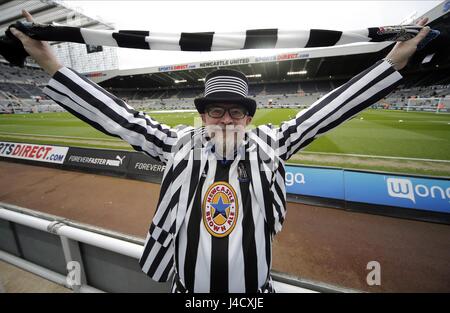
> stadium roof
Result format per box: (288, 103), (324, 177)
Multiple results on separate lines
(0, 0), (117, 69)
(98, 45), (395, 89)
(0, 0), (114, 37)
(96, 1), (449, 89)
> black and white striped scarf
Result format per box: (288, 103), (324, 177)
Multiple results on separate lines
(0, 21), (425, 67)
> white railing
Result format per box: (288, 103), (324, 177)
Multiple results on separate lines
(0, 202), (328, 293)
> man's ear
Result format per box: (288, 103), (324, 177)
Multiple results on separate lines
(245, 116), (253, 126)
(201, 113), (206, 123)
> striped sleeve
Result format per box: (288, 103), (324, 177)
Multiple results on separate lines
(272, 59), (403, 161)
(42, 67), (179, 163)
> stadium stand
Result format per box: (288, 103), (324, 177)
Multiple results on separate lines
(265, 82), (299, 95)
(1, 63), (448, 114)
(0, 62), (63, 113)
(0, 62), (50, 95)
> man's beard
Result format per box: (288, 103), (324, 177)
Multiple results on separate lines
(206, 124), (246, 159)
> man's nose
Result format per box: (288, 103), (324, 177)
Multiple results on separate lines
(220, 111), (234, 124)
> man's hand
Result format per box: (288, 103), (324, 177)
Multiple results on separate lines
(385, 17), (431, 71)
(9, 10), (63, 76)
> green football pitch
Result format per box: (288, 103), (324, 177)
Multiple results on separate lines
(1, 109), (449, 177)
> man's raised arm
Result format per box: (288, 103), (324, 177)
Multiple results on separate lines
(271, 18), (430, 161)
(10, 10), (179, 164)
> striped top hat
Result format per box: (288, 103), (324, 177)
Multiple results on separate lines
(194, 69), (257, 116)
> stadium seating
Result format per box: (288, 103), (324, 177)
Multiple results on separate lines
(1, 60), (449, 114)
(264, 82), (299, 95)
(0, 62), (51, 85)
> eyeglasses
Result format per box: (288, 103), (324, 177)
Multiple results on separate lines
(205, 106), (248, 119)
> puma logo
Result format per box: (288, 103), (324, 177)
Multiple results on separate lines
(116, 155), (126, 165)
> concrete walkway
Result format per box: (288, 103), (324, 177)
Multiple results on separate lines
(0, 261), (71, 293)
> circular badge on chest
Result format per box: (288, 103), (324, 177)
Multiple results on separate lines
(203, 182), (239, 238)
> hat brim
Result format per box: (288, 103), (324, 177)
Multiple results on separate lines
(194, 97), (256, 116)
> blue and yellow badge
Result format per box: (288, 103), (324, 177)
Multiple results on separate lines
(203, 182), (238, 238)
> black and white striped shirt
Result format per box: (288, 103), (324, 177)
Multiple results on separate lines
(174, 147), (274, 293)
(43, 60), (402, 292)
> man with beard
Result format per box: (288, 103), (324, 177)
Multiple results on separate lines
(10, 10), (430, 293)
